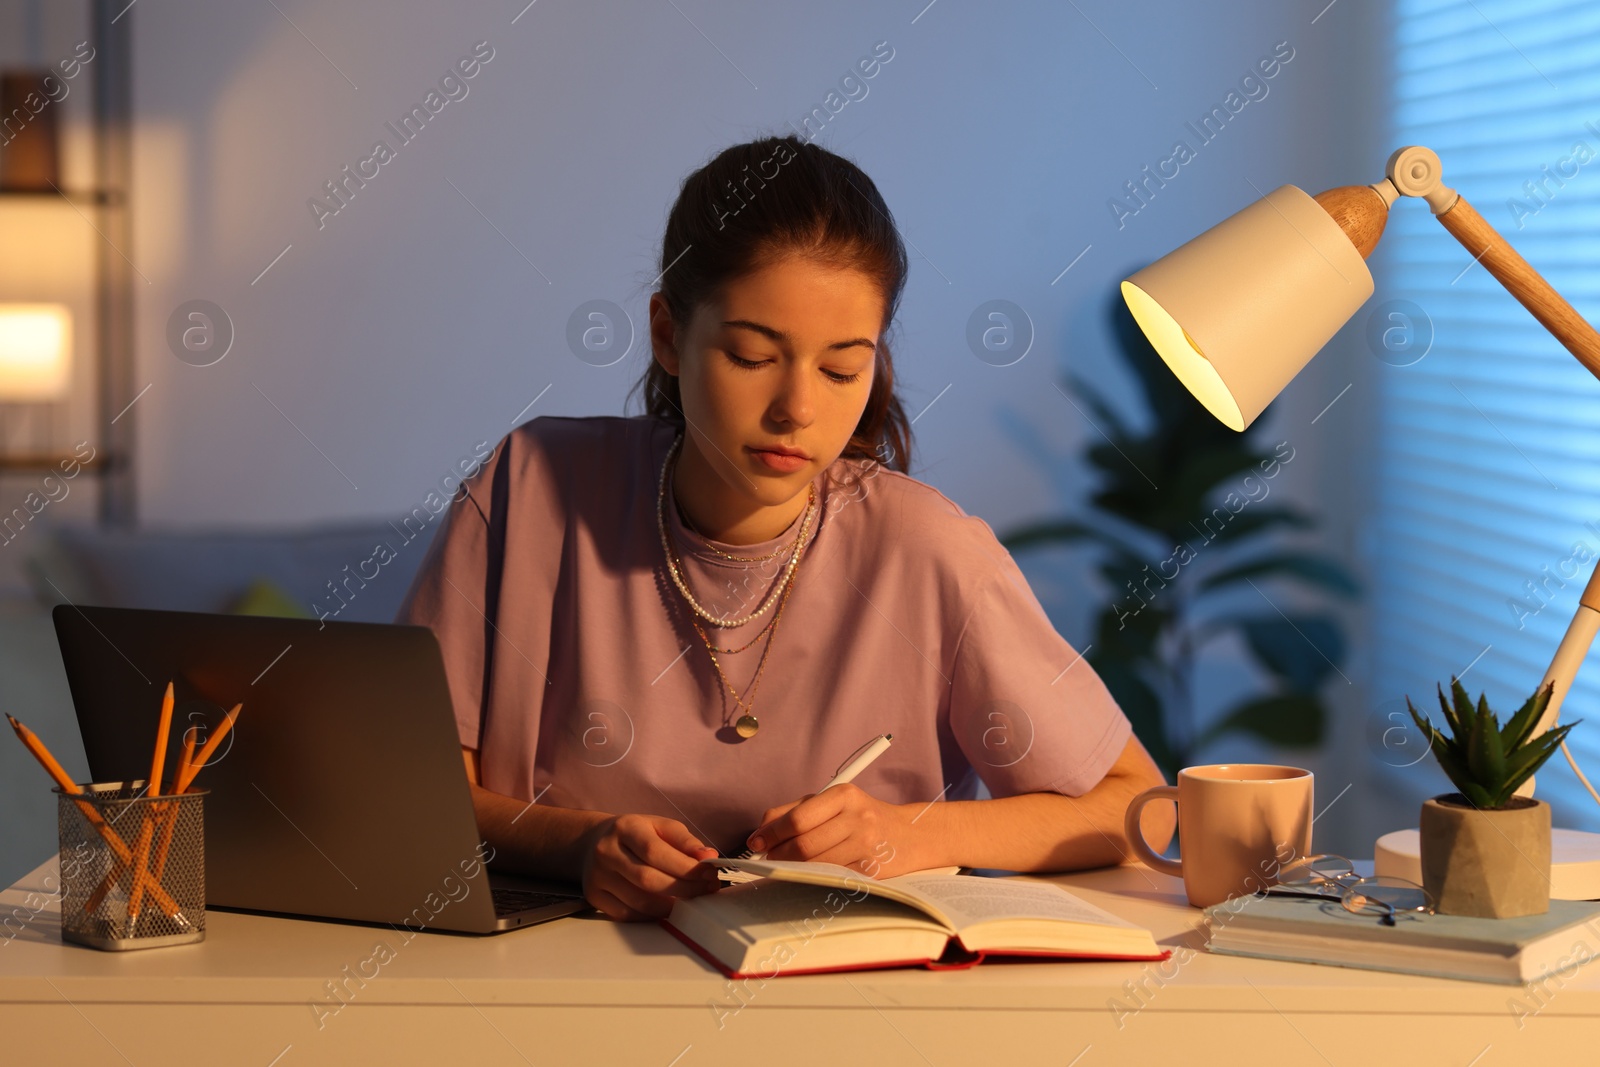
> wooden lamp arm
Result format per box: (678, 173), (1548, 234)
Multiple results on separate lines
(1432, 194), (1600, 382)
(1314, 144), (1600, 385)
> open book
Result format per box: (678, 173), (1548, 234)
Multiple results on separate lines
(663, 857), (1168, 978)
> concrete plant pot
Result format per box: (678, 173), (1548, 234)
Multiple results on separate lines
(1419, 794), (1551, 919)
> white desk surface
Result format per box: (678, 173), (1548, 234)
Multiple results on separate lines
(3, 854), (1597, 1065)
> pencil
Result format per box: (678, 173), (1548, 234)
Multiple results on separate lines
(174, 728), (197, 794)
(85, 700), (240, 918)
(150, 729), (198, 883)
(6, 713), (187, 921)
(149, 682), (175, 796)
(175, 702), (240, 794)
(90, 727), (198, 914)
(126, 682), (176, 926)
(7, 713), (76, 790)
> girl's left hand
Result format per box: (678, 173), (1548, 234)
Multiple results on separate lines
(745, 783), (928, 877)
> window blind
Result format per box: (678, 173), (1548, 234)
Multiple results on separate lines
(1373, 0), (1600, 828)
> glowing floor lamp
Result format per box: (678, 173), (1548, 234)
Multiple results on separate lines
(1119, 146), (1600, 898)
(0, 304), (73, 401)
(0, 303), (73, 462)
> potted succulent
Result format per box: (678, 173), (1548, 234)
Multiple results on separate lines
(1406, 678), (1577, 918)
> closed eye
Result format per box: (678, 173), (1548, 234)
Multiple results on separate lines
(726, 351), (865, 385)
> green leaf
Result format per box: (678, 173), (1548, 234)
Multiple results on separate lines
(1063, 373), (1132, 442)
(1467, 693), (1506, 793)
(1091, 597), (1170, 664)
(1096, 550), (1162, 596)
(1427, 736), (1475, 796)
(1464, 688), (1493, 787)
(1457, 782), (1496, 810)
(1500, 680), (1554, 755)
(1092, 660), (1173, 775)
(1434, 682), (1462, 741)
(1415, 689), (1465, 769)
(1197, 552), (1361, 598)
(1000, 519), (1142, 558)
(1238, 615), (1346, 691)
(1188, 506), (1315, 549)
(1407, 696), (1441, 752)
(1501, 720), (1582, 797)
(1196, 692), (1325, 750)
(1167, 447), (1271, 515)
(1450, 678), (1477, 739)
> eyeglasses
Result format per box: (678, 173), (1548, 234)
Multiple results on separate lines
(1258, 854), (1436, 926)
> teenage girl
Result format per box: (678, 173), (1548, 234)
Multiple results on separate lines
(398, 134), (1173, 922)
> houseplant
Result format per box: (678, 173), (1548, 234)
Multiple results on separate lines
(1001, 296), (1359, 779)
(1405, 677), (1577, 918)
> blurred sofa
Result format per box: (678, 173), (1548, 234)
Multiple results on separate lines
(0, 520), (437, 889)
(25, 521), (437, 622)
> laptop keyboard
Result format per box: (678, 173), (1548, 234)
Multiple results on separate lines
(491, 886), (585, 916)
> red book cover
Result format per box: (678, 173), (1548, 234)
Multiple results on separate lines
(660, 918), (1171, 980)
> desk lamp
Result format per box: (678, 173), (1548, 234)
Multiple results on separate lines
(1119, 146), (1600, 898)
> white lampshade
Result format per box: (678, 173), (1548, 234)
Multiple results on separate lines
(1121, 185), (1374, 430)
(0, 303), (72, 401)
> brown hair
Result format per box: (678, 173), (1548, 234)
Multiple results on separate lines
(630, 134), (912, 473)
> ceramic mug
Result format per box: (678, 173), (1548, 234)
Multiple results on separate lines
(1124, 764), (1314, 908)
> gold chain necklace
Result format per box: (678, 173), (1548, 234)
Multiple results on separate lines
(656, 435), (812, 735)
(677, 505), (794, 563)
(656, 434), (815, 629)
(689, 525), (805, 738)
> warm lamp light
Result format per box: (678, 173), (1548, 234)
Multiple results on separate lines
(1122, 146), (1600, 429)
(0, 303), (73, 401)
(1121, 184), (1375, 431)
(1121, 145), (1600, 897)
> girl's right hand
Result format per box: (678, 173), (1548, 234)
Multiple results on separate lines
(578, 813), (723, 921)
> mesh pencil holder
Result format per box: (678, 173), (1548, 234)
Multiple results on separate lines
(54, 780), (207, 950)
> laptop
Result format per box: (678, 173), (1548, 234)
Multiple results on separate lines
(52, 604), (589, 933)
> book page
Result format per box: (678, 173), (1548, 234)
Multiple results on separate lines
(667, 879), (955, 976)
(886, 874), (1143, 932)
(704, 857), (950, 926)
(696, 879), (945, 933)
(716, 860), (961, 886)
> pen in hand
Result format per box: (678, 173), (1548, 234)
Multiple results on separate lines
(734, 732), (893, 862)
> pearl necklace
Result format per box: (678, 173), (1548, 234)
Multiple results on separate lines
(656, 434), (815, 629)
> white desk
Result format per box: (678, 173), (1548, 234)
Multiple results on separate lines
(2, 854), (1597, 1065)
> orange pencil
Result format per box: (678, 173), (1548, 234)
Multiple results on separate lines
(174, 727), (197, 793)
(149, 682), (176, 796)
(84, 701), (241, 917)
(6, 713), (187, 922)
(126, 682), (176, 926)
(88, 727), (197, 914)
(150, 729), (198, 882)
(176, 702), (241, 794)
(7, 713), (79, 795)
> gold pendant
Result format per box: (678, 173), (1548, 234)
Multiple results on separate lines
(735, 714), (760, 739)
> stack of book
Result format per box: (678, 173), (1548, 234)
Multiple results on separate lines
(1205, 892), (1600, 985)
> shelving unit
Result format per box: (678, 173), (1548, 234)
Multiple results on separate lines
(0, 1), (134, 524)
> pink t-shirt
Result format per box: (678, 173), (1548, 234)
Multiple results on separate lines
(396, 415), (1131, 856)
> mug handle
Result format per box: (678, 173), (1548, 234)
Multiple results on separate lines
(1123, 785), (1183, 877)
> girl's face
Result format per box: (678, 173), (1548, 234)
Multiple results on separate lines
(650, 255), (883, 514)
